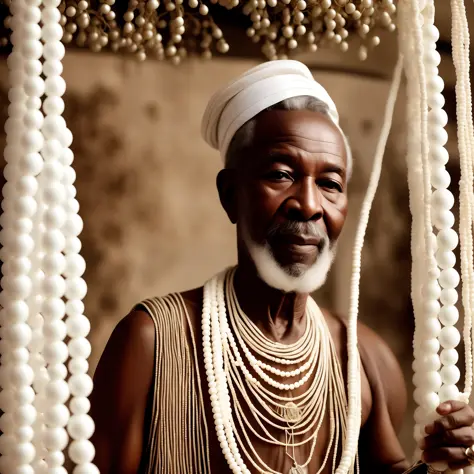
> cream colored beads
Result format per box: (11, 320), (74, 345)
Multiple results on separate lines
(244, 0), (396, 60)
(0, 0), (97, 472)
(203, 268), (351, 474)
(398, 0), (474, 472)
(1, 0), (396, 62)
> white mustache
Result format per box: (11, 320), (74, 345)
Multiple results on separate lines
(266, 221), (330, 249)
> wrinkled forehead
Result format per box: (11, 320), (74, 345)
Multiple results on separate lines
(249, 109), (348, 165)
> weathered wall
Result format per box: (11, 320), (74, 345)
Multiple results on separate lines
(0, 51), (457, 456)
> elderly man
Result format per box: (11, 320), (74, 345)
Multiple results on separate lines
(90, 60), (474, 474)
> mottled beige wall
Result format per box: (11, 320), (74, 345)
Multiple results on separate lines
(56, 56), (257, 367)
(0, 52), (439, 455)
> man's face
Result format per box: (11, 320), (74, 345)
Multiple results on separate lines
(232, 109), (348, 292)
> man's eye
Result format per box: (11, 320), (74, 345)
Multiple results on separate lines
(266, 171), (292, 181)
(320, 180), (343, 192)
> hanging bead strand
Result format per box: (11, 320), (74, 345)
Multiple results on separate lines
(450, 0), (474, 404)
(41, 0), (98, 471)
(398, 1), (447, 469)
(64, 146), (98, 473)
(0, 0), (98, 471)
(40, 1), (72, 471)
(0, 0), (41, 472)
(397, 1), (428, 461)
(24, 0), (50, 472)
(423, 5), (461, 473)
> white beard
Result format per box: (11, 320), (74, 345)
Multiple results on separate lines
(244, 234), (336, 294)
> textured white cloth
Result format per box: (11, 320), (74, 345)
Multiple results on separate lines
(201, 60), (341, 162)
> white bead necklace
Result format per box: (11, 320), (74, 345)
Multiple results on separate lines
(225, 269), (323, 394)
(202, 267), (354, 474)
(225, 271), (329, 436)
(228, 292), (316, 376)
(223, 270), (336, 473)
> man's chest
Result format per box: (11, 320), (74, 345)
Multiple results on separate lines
(192, 338), (373, 474)
(182, 296), (373, 474)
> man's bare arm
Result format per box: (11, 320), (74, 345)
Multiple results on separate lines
(90, 310), (155, 474)
(357, 322), (412, 473)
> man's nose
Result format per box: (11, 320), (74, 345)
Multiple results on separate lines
(284, 177), (323, 221)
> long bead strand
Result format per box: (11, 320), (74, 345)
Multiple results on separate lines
(0, 0), (41, 472)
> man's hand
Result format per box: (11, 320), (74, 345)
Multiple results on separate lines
(420, 400), (474, 470)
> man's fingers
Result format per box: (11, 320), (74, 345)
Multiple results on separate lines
(426, 406), (474, 434)
(421, 402), (474, 470)
(437, 400), (466, 415)
(421, 426), (474, 449)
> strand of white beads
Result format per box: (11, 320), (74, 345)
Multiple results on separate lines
(398, 0), (449, 469)
(448, 1), (474, 471)
(23, 0), (51, 470)
(62, 118), (98, 474)
(424, 5), (461, 473)
(412, 3), (460, 473)
(37, 0), (97, 471)
(450, 0), (474, 401)
(29, 150), (49, 474)
(39, 2), (71, 470)
(0, 0), (41, 472)
(412, 2), (472, 473)
(410, 2), (443, 462)
(29, 169), (49, 474)
(397, 1), (428, 462)
(203, 274), (249, 474)
(27, 3), (62, 473)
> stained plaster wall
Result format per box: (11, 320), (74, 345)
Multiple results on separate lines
(0, 51), (455, 455)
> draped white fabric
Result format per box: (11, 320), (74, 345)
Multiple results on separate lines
(201, 60), (340, 161)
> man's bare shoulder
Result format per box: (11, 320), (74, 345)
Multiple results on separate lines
(116, 307), (156, 336)
(99, 309), (156, 366)
(93, 309), (157, 391)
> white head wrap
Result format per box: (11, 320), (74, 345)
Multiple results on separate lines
(201, 60), (341, 163)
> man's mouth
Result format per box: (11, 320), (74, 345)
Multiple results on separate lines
(267, 235), (324, 262)
(276, 234), (322, 248)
